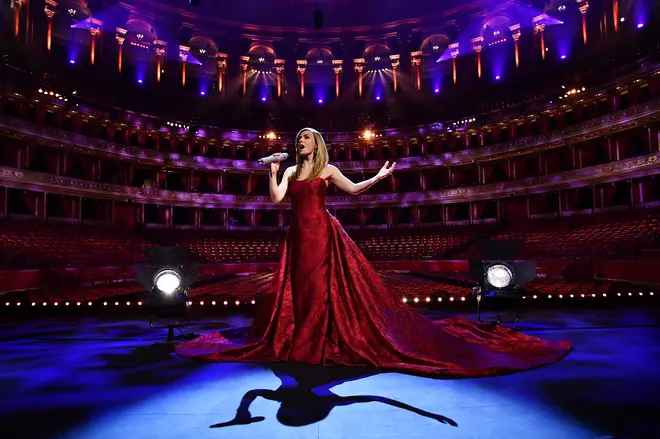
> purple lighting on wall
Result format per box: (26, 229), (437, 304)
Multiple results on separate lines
(318, 99), (323, 104)
(137, 79), (143, 84)
(434, 88), (440, 93)
(69, 59), (75, 64)
(495, 75), (501, 80)
(261, 97), (266, 101)
(637, 23), (644, 28)
(561, 55), (567, 60)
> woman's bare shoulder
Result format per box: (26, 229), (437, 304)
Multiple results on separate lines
(322, 164), (338, 179)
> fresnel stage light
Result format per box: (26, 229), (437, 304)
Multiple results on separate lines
(469, 240), (536, 324)
(136, 247), (198, 342)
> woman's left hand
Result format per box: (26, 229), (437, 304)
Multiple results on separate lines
(376, 161), (396, 180)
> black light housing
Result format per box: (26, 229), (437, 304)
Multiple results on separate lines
(135, 247), (199, 340)
(469, 240), (537, 323)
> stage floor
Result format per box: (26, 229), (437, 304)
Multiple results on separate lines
(1, 307), (659, 439)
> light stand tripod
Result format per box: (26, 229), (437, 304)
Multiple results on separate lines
(146, 289), (197, 343)
(474, 286), (521, 324)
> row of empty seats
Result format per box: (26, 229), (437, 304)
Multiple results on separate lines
(0, 219), (153, 268)
(1, 210), (658, 269)
(458, 211), (659, 260)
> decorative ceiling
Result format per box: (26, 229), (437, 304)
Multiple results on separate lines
(120, 0), (479, 29)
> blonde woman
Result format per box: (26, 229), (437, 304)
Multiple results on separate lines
(176, 128), (571, 377)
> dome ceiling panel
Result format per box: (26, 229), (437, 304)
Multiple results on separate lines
(121, 0), (482, 29)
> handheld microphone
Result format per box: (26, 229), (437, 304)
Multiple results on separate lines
(258, 152), (288, 165)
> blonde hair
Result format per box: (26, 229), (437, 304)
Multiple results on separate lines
(290, 127), (329, 181)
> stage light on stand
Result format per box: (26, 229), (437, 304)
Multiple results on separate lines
(469, 240), (536, 324)
(135, 247), (199, 342)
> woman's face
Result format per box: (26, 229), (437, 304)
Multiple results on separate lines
(297, 131), (316, 157)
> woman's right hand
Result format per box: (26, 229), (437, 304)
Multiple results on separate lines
(270, 161), (280, 175)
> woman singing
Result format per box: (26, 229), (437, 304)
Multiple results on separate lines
(175, 127), (571, 377)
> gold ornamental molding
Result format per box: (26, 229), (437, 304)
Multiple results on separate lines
(0, 99), (659, 173)
(1, 153), (658, 209)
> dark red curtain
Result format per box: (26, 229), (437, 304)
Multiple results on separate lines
(23, 192), (38, 215)
(35, 105), (48, 124)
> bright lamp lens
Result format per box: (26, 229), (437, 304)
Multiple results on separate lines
(486, 264), (513, 289)
(154, 270), (181, 294)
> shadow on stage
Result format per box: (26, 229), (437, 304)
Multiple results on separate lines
(210, 362), (457, 428)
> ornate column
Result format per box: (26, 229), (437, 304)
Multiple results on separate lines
(217, 53), (228, 94)
(87, 18), (103, 66)
(509, 24), (521, 68)
(389, 54), (400, 93)
(153, 40), (167, 82)
(240, 56), (249, 95)
(471, 37), (484, 78)
(44, 1), (58, 51)
(449, 43), (459, 84)
(12, 0), (24, 39)
(353, 58), (365, 97)
(115, 28), (127, 72)
(410, 51), (422, 90)
(179, 46), (190, 87)
(297, 60), (307, 98)
(332, 60), (343, 97)
(575, 0), (589, 45)
(533, 15), (547, 60)
(274, 59), (285, 98)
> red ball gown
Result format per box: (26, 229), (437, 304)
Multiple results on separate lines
(175, 177), (571, 377)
